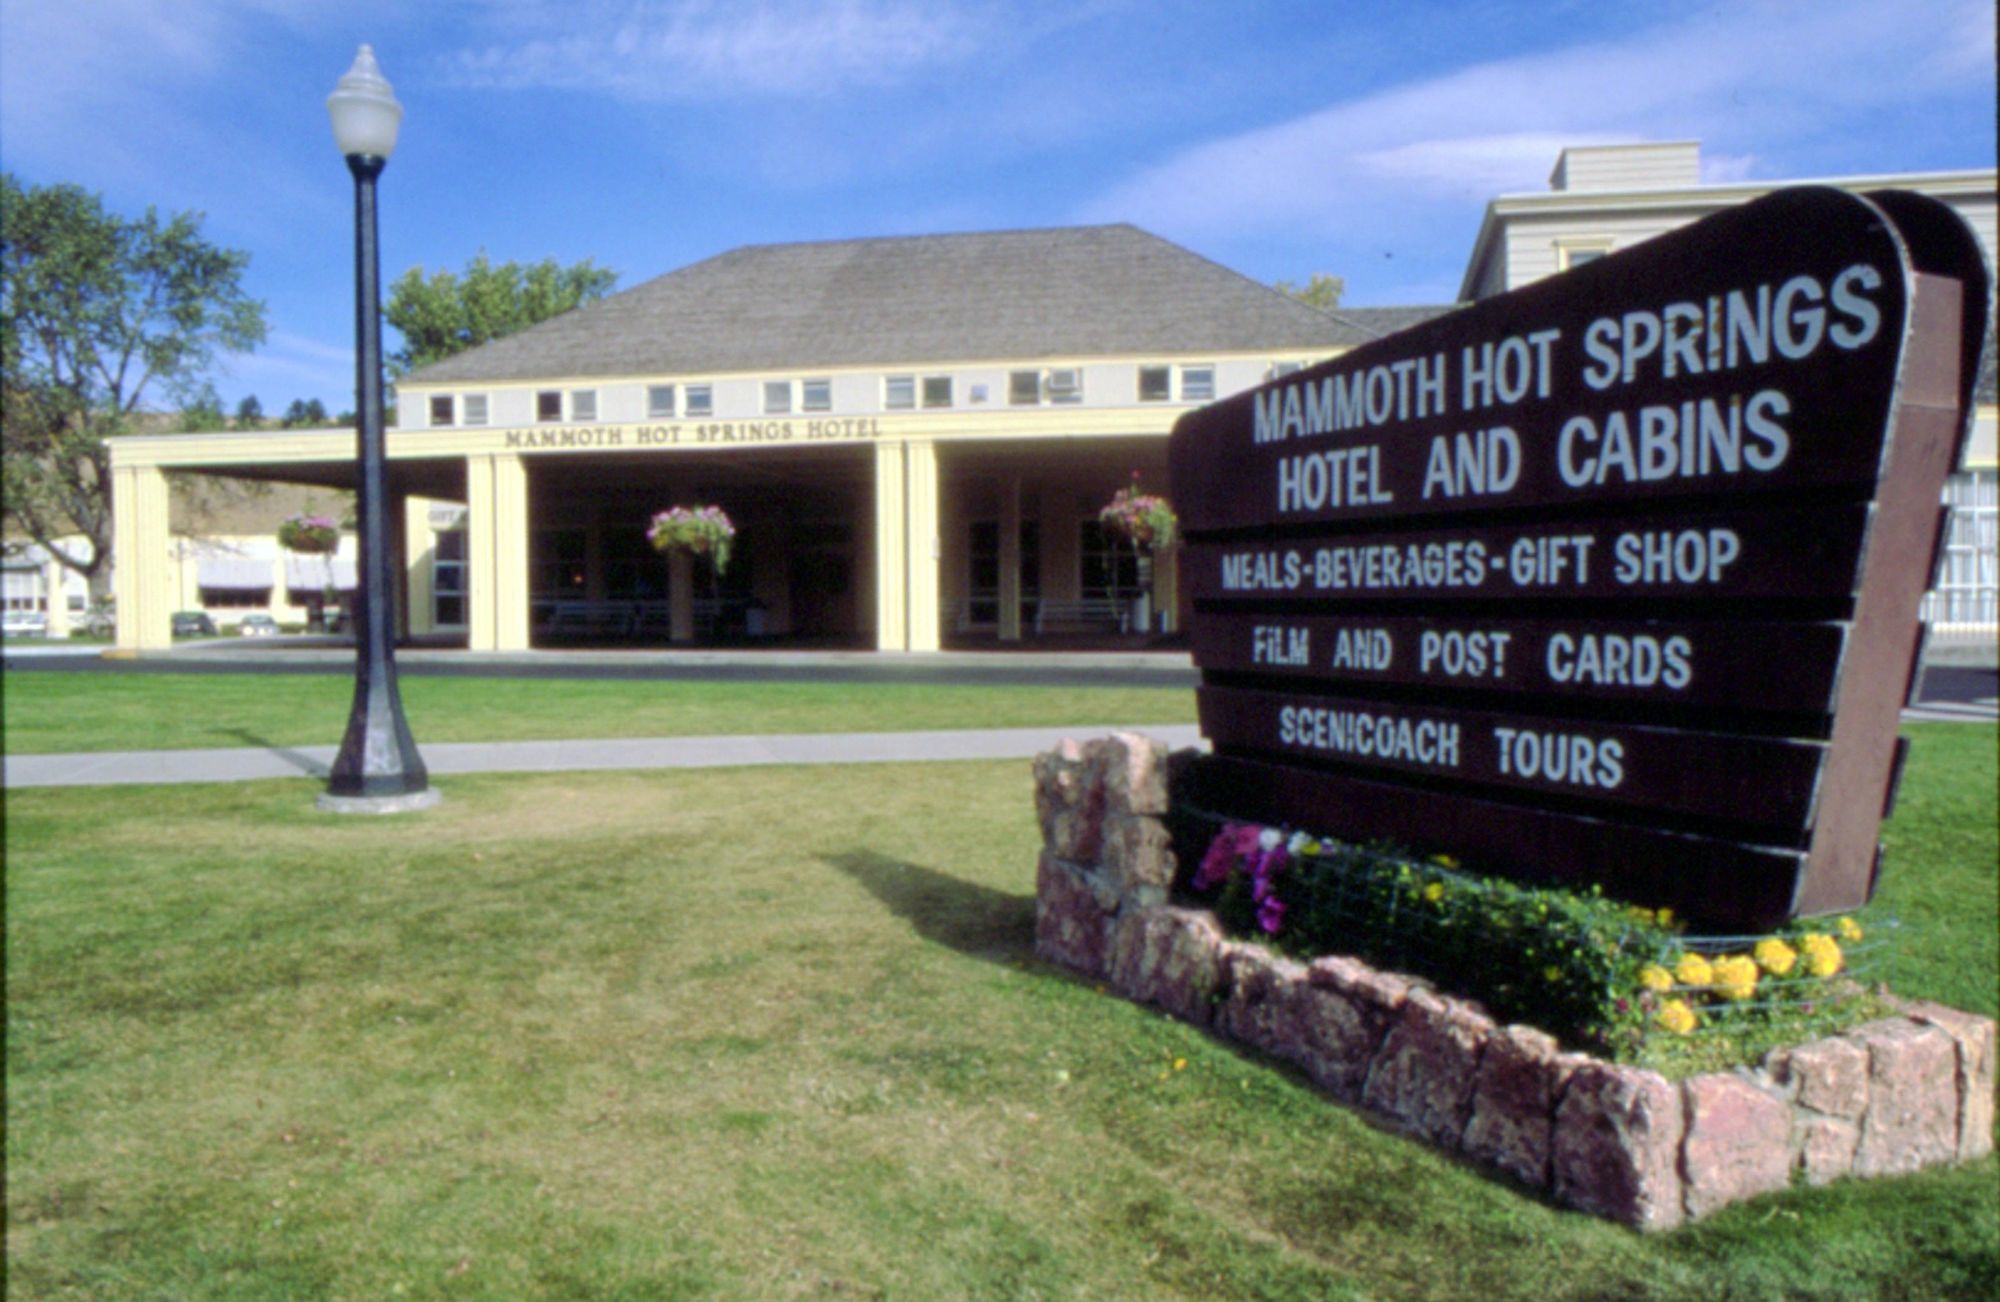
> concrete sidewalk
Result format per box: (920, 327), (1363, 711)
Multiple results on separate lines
(2, 723), (1207, 789)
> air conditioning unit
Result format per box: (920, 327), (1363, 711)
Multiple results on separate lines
(1045, 368), (1082, 403)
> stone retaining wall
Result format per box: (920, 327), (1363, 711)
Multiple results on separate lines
(1032, 733), (1997, 1230)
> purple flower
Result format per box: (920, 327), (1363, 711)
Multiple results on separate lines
(1257, 895), (1286, 935)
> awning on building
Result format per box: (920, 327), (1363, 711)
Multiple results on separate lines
(283, 557), (357, 589)
(197, 558), (276, 590)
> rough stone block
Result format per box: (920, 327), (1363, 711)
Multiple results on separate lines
(1308, 952), (1411, 1018)
(1099, 813), (1175, 906)
(1552, 1061), (1685, 1231)
(1681, 1073), (1794, 1218)
(1796, 1114), (1861, 1185)
(1290, 974), (1394, 1102)
(1108, 906), (1228, 1028)
(1031, 739), (1086, 843)
(1848, 1019), (1960, 1177)
(1217, 947), (1309, 1062)
(1088, 732), (1171, 817)
(1033, 852), (1111, 978)
(1462, 1024), (1566, 1189)
(1900, 1001), (1997, 1161)
(1360, 988), (1491, 1149)
(1768, 1036), (1869, 1119)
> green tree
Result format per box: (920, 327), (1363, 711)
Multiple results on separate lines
(386, 251), (616, 375)
(178, 382), (227, 432)
(234, 393), (263, 428)
(1275, 272), (1346, 310)
(1, 173), (266, 585)
(281, 397), (330, 427)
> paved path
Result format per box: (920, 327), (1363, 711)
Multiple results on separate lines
(2, 724), (1208, 789)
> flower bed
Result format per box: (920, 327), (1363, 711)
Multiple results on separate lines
(1031, 733), (1996, 1229)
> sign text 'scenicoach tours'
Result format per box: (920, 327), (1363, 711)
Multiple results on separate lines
(1170, 186), (1987, 930)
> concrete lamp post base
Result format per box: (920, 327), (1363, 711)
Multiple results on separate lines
(316, 788), (444, 816)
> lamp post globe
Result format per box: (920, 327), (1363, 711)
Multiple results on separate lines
(318, 44), (438, 814)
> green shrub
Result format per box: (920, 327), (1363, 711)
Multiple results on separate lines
(1182, 817), (1880, 1063)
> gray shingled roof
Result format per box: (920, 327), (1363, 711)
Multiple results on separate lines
(404, 224), (1427, 385)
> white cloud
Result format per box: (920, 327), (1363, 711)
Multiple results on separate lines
(437, 0), (987, 101)
(1076, 0), (1994, 242)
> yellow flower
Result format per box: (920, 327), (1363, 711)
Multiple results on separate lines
(1625, 906), (1656, 925)
(1656, 908), (1674, 929)
(1424, 882), (1445, 904)
(1674, 952), (1714, 988)
(1754, 937), (1798, 977)
(1657, 999), (1698, 1035)
(1712, 954), (1759, 1001)
(1801, 933), (1843, 978)
(1543, 965), (1562, 984)
(1836, 916), (1864, 943)
(1430, 854), (1459, 870)
(1173, 1058), (1187, 1072)
(1638, 964), (1675, 993)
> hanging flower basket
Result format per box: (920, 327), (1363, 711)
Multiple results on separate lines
(277, 513), (340, 554)
(1099, 473), (1178, 553)
(647, 505), (736, 574)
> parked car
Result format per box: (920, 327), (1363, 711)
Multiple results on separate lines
(171, 610), (217, 637)
(239, 613), (279, 637)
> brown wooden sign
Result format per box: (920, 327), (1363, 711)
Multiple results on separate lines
(1169, 186), (1986, 931)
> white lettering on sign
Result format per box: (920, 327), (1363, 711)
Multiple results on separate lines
(1280, 705), (1462, 767)
(1505, 535), (1595, 587)
(1422, 426), (1522, 500)
(1253, 625), (1311, 666)
(1580, 264), (1884, 390)
(1312, 540), (1491, 591)
(1253, 354), (1449, 442)
(1328, 627), (1393, 670)
(1546, 633), (1693, 689)
(1221, 550), (1304, 592)
(1556, 391), (1791, 488)
(1611, 529), (1741, 585)
(1492, 727), (1626, 789)
(1460, 330), (1561, 410)
(1276, 445), (1395, 512)
(1419, 629), (1512, 679)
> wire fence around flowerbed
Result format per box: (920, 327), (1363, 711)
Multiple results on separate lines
(1173, 804), (1889, 1061)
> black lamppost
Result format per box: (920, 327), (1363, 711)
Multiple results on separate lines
(318, 45), (438, 814)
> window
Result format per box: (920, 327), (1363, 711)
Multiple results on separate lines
(571, 390), (598, 421)
(686, 384), (713, 417)
(1137, 366), (1171, 402)
(966, 519), (1041, 626)
(463, 394), (489, 425)
(1180, 365), (1215, 402)
(763, 381), (792, 414)
(1046, 368), (1082, 404)
(429, 394), (455, 426)
(536, 390), (563, 422)
(1269, 361), (1303, 381)
(647, 385), (676, 418)
(603, 527), (666, 599)
(1558, 242), (1612, 271)
(885, 375), (915, 409)
(433, 529), (466, 627)
(1079, 519), (1147, 602)
(801, 378), (831, 412)
(921, 376), (953, 408)
(1008, 371), (1041, 405)
(532, 529), (587, 598)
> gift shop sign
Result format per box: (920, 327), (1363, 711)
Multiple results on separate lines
(1170, 187), (1987, 931)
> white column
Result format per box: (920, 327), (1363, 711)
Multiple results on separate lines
(112, 464), (172, 651)
(873, 441), (907, 650)
(466, 453), (531, 651)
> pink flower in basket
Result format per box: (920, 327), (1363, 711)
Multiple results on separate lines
(277, 513), (340, 554)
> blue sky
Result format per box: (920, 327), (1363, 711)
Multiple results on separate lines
(2, 0), (1992, 414)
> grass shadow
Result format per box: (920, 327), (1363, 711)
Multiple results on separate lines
(822, 851), (1035, 964)
(219, 727), (331, 778)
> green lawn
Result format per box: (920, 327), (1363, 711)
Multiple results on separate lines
(0, 670), (1196, 754)
(5, 724), (1994, 1297)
